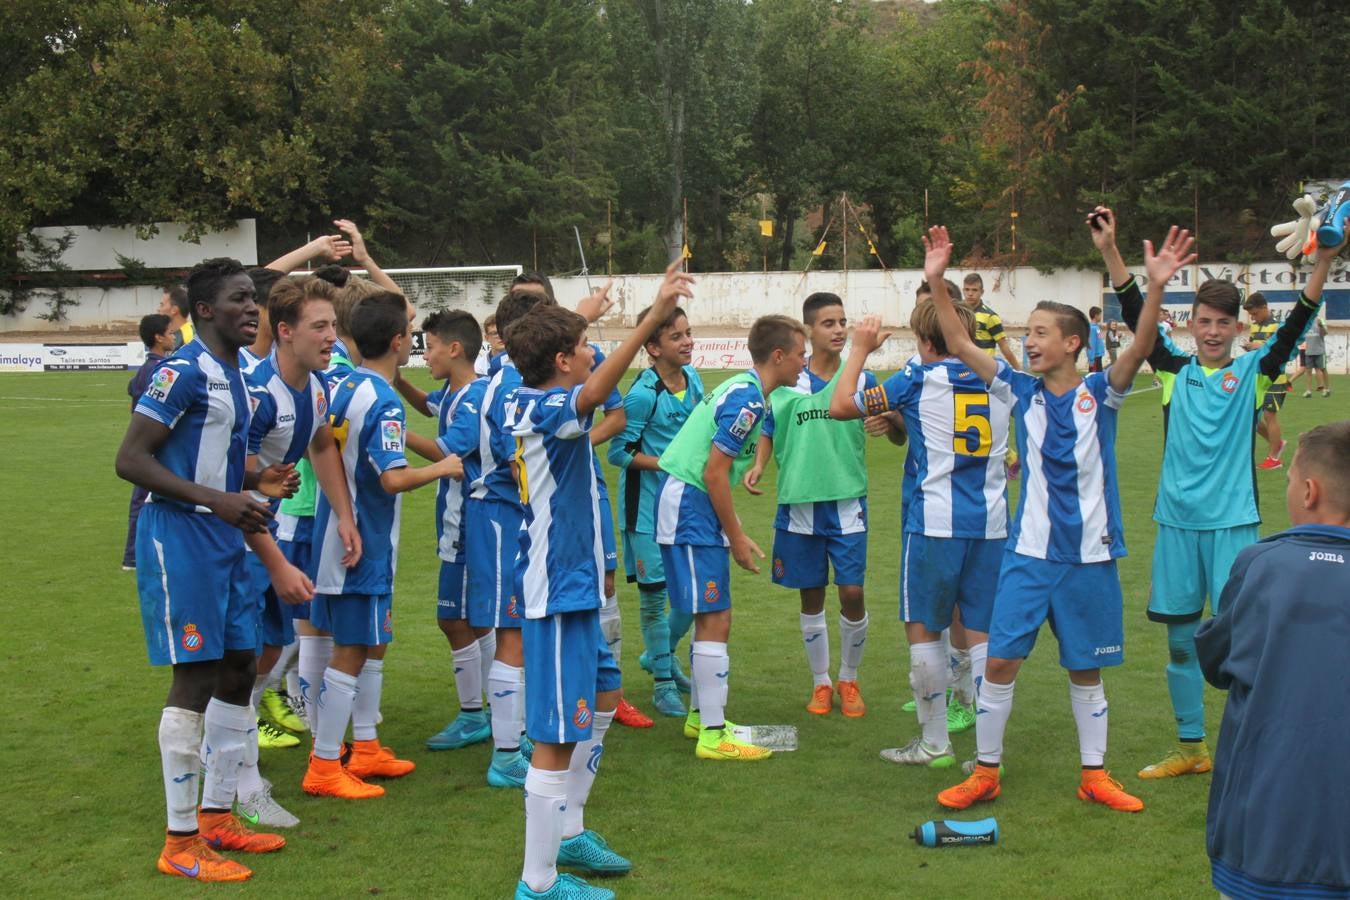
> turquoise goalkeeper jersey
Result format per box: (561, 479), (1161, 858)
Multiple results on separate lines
(1115, 277), (1320, 530)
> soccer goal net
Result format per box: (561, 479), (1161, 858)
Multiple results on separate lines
(351, 265), (523, 317)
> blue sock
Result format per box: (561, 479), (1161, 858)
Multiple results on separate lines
(1165, 620), (1205, 740)
(639, 588), (672, 679)
(668, 607), (694, 659)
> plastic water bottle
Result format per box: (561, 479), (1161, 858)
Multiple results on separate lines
(912, 817), (999, 847)
(1315, 181), (1350, 249)
(727, 723), (797, 752)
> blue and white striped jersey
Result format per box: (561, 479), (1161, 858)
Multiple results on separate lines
(312, 368), (409, 595)
(245, 355), (328, 510)
(509, 385), (605, 619)
(134, 338), (250, 514)
(470, 360), (523, 505)
(855, 358), (1012, 540)
(999, 368), (1128, 563)
(427, 377), (488, 564)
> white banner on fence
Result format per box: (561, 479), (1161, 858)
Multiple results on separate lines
(42, 343), (141, 371)
(0, 344), (46, 372)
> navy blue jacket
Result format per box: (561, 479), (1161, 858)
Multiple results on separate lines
(1196, 524), (1350, 898)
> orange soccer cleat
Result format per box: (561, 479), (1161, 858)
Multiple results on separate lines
(197, 810), (286, 853)
(837, 680), (866, 718)
(158, 832), (252, 882)
(938, 764), (1002, 810)
(344, 740), (416, 779)
(302, 753), (386, 799)
(1078, 770), (1144, 812)
(806, 684), (833, 716)
(614, 697), (654, 728)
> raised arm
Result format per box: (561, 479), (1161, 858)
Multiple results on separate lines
(828, 317), (888, 420)
(925, 227), (998, 385)
(1088, 206), (1132, 290)
(1110, 226), (1196, 393)
(335, 219), (401, 294)
(1256, 238), (1346, 379)
(266, 235), (352, 274)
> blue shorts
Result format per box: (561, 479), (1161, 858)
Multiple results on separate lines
(244, 552), (294, 650)
(522, 609), (622, 744)
(771, 529), (866, 589)
(899, 533), (1003, 633)
(438, 559), (469, 621)
(465, 498), (523, 629)
(311, 593), (393, 646)
(662, 543), (731, 614)
(278, 516), (313, 621)
(623, 530), (665, 589)
(597, 484), (617, 574)
(1148, 523), (1258, 623)
(987, 551), (1124, 671)
(136, 504), (256, 666)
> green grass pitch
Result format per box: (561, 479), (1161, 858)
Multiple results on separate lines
(2, 369), (1343, 897)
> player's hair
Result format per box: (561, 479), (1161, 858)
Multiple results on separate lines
(496, 287), (555, 343)
(1089, 306), (1102, 320)
(910, 300), (975, 356)
(422, 309), (483, 360)
(349, 291), (409, 360)
(268, 275), (337, 338)
(916, 278), (961, 302)
(506, 305), (588, 387)
(185, 257), (247, 323)
(312, 264), (350, 289)
(247, 267), (285, 306)
(1295, 420), (1350, 513)
(963, 273), (983, 288)
(635, 304), (689, 347)
(801, 292), (844, 326)
(512, 271), (555, 301)
(334, 275), (396, 338)
(163, 285), (190, 318)
(1195, 280), (1241, 318)
(1033, 300), (1089, 358)
(747, 314), (807, 364)
(483, 313), (497, 331)
(139, 313), (171, 349)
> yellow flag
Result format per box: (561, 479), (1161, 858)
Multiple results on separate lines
(681, 243), (692, 259)
(867, 240), (878, 255)
(812, 241), (827, 256)
(759, 219), (774, 237)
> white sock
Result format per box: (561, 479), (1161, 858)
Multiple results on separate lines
(561, 709), (614, 839)
(159, 707), (203, 833)
(975, 679), (1015, 764)
(1070, 680), (1108, 767)
(837, 612), (868, 682)
(521, 767), (568, 892)
(477, 632), (497, 697)
(951, 647), (974, 705)
(799, 612), (831, 687)
(691, 641), (729, 728)
(599, 594), (622, 665)
(909, 641), (950, 749)
(489, 660), (526, 750)
(352, 658), (384, 742)
(285, 667), (301, 702)
(452, 641), (484, 711)
(314, 667), (357, 760)
(267, 641), (299, 691)
(970, 642), (988, 700)
(687, 645), (700, 711)
(237, 700), (266, 799)
(248, 672), (268, 712)
(298, 634), (334, 729)
(200, 698), (251, 810)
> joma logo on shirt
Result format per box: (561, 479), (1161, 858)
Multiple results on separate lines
(1308, 551), (1345, 564)
(208, 380), (232, 392)
(794, 408), (833, 426)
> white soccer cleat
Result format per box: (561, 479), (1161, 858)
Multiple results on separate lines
(880, 737), (955, 768)
(237, 786), (300, 828)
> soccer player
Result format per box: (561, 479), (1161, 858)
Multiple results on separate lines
(509, 259), (692, 900)
(608, 304), (704, 717)
(1195, 420), (1350, 900)
(657, 314), (807, 761)
(829, 298), (1010, 767)
(929, 221), (1195, 813)
(236, 275), (363, 825)
(475, 313), (503, 377)
(744, 292), (904, 717)
(1090, 206), (1344, 779)
(396, 309), (497, 750)
(122, 313), (175, 570)
(1243, 293), (1292, 470)
(962, 273), (1022, 371)
(301, 291), (464, 800)
(158, 283), (194, 350)
(1294, 317), (1331, 398)
(117, 258), (300, 882)
(1087, 307), (1106, 373)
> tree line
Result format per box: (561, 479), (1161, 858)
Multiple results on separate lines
(2, 0), (1345, 289)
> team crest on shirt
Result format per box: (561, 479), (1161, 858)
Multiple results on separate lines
(382, 609), (393, 634)
(636, 559), (646, 578)
(1220, 371), (1239, 394)
(181, 623), (203, 653)
(381, 419), (404, 451)
(573, 699), (592, 728)
(773, 558), (784, 578)
(1075, 392), (1096, 414)
(248, 393), (261, 415)
(315, 393), (327, 417)
(507, 596), (521, 619)
(146, 366), (179, 401)
(729, 407), (757, 439)
(703, 580), (720, 604)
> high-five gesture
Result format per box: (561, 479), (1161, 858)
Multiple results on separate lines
(922, 225), (954, 285)
(850, 314), (892, 356)
(576, 277), (618, 323)
(1143, 226), (1197, 286)
(1110, 225), (1195, 393)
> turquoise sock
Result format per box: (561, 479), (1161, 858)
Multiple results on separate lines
(639, 588), (672, 679)
(668, 606), (694, 658)
(1165, 620), (1205, 740)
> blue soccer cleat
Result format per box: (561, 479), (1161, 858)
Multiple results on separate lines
(425, 710), (491, 751)
(652, 681), (686, 717)
(515, 873), (615, 900)
(519, 732), (535, 762)
(487, 749), (529, 788)
(639, 650), (691, 695)
(557, 830), (632, 875)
